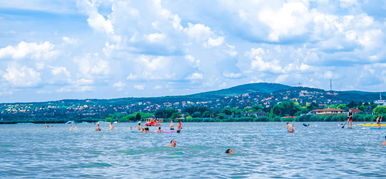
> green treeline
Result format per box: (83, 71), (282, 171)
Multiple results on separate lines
(103, 101), (386, 123)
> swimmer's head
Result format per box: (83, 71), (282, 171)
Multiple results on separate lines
(225, 149), (234, 154)
(159, 127), (161, 130)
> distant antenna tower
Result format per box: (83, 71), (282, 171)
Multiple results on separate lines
(329, 79), (332, 91)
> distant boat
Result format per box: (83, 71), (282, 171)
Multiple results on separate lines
(65, 121), (74, 124)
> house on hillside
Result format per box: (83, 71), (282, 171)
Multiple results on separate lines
(312, 108), (345, 115)
(374, 93), (386, 106)
(349, 109), (362, 114)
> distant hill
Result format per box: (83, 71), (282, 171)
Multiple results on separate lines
(186, 83), (291, 99)
(1, 82), (385, 123)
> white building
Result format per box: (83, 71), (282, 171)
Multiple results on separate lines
(374, 93), (386, 106)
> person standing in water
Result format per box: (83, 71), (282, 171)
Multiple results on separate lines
(169, 120), (175, 130)
(137, 122), (142, 132)
(347, 110), (353, 129)
(177, 120), (183, 133)
(168, 139), (177, 148)
(108, 122), (115, 130)
(376, 116), (382, 128)
(286, 122), (295, 133)
(95, 122), (102, 131)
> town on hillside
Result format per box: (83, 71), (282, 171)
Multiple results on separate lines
(1, 86), (385, 123)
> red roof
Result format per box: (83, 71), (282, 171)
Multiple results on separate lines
(350, 109), (361, 113)
(313, 108), (345, 112)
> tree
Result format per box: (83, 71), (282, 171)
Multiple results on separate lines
(373, 106), (386, 115)
(270, 101), (302, 117)
(135, 113), (141, 121)
(155, 108), (176, 118)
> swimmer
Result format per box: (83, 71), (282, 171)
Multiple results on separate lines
(168, 139), (177, 148)
(95, 122), (102, 131)
(144, 126), (150, 133)
(177, 120), (183, 133)
(286, 122), (295, 133)
(129, 127), (132, 131)
(69, 124), (77, 130)
(169, 120), (175, 130)
(303, 123), (310, 127)
(225, 149), (235, 154)
(155, 127), (162, 133)
(108, 122), (115, 130)
(381, 136), (386, 146)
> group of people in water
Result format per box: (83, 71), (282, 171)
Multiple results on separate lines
(87, 113), (386, 150)
(93, 120), (183, 134)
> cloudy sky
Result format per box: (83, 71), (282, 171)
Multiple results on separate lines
(0, 0), (385, 102)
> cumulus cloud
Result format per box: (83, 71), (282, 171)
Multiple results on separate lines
(0, 41), (57, 60)
(0, 0), (385, 102)
(113, 81), (126, 91)
(3, 64), (41, 87)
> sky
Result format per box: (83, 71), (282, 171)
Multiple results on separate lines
(0, 0), (385, 103)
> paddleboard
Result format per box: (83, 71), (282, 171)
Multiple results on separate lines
(357, 124), (386, 127)
(162, 131), (175, 133)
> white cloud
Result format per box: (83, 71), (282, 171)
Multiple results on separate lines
(3, 64), (41, 87)
(207, 37), (224, 47)
(223, 72), (242, 79)
(62, 37), (78, 44)
(74, 53), (110, 76)
(133, 84), (145, 90)
(113, 81), (126, 91)
(187, 72), (203, 80)
(259, 1), (311, 41)
(78, 0), (114, 34)
(0, 41), (57, 60)
(184, 23), (212, 41)
(145, 33), (166, 43)
(185, 55), (200, 67)
(51, 66), (70, 77)
(247, 48), (282, 73)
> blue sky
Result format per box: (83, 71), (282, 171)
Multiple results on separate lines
(0, 0), (385, 103)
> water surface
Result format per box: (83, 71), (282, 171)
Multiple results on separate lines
(0, 122), (385, 178)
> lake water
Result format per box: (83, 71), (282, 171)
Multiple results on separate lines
(0, 122), (385, 178)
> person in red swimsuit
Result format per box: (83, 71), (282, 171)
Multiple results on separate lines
(286, 122), (295, 133)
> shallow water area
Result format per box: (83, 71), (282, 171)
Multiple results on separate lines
(0, 122), (385, 178)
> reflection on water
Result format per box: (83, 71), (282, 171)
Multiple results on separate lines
(0, 122), (385, 178)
